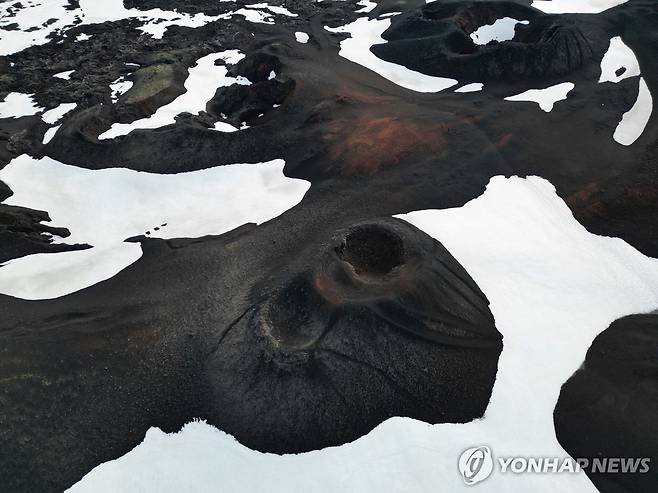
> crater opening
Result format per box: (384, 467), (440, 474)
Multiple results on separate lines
(337, 225), (404, 277)
(264, 276), (325, 350)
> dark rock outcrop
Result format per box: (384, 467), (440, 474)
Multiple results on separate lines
(554, 311), (658, 493)
(208, 77), (295, 125)
(0, 204), (90, 263)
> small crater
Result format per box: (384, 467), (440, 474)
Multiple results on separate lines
(263, 276), (326, 351)
(336, 225), (404, 277)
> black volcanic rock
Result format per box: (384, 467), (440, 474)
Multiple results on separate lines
(554, 312), (658, 493)
(0, 0), (658, 490)
(204, 218), (502, 453)
(208, 78), (295, 125)
(228, 51), (283, 83)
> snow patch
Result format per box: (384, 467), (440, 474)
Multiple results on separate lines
(0, 92), (42, 118)
(0, 0), (80, 56)
(531, 0), (628, 14)
(0, 0), (300, 55)
(0, 155), (310, 300)
(295, 31), (310, 44)
(504, 82), (574, 112)
(599, 36), (641, 83)
(42, 125), (61, 145)
(212, 121), (240, 132)
(42, 103), (77, 124)
(613, 77), (653, 146)
(596, 37), (652, 145)
(99, 51), (249, 140)
(470, 17), (529, 45)
(232, 8), (275, 24)
(356, 0), (378, 13)
(455, 83), (483, 93)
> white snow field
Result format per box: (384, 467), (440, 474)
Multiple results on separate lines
(326, 18), (458, 93)
(68, 176), (658, 493)
(504, 82), (575, 112)
(99, 51), (249, 140)
(0, 156), (310, 300)
(470, 17), (529, 45)
(531, 0), (629, 14)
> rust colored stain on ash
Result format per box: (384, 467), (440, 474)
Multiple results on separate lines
(325, 115), (452, 176)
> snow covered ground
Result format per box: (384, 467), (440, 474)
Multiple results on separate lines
(68, 176), (658, 493)
(0, 156), (310, 299)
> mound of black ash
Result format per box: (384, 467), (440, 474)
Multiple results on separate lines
(554, 311), (658, 493)
(0, 204), (90, 262)
(372, 0), (604, 83)
(204, 218), (503, 453)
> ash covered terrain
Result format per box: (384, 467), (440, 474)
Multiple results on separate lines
(0, 1), (657, 492)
